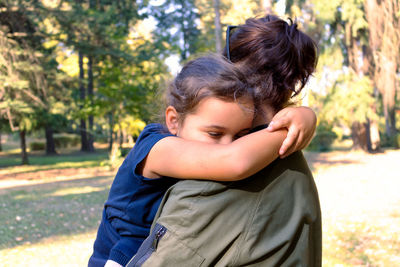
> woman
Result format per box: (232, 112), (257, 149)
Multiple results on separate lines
(127, 14), (321, 267)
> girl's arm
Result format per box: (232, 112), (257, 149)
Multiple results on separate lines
(142, 128), (286, 181)
(267, 106), (316, 158)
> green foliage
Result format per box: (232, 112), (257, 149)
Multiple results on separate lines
(34, 110), (69, 132)
(53, 134), (80, 148)
(30, 141), (45, 151)
(195, 0), (260, 54)
(150, 0), (202, 61)
(380, 133), (400, 148)
(0, 29), (39, 132)
(308, 121), (338, 151)
(320, 71), (377, 127)
(115, 117), (146, 140)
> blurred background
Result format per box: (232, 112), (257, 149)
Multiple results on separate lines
(0, 0), (399, 266)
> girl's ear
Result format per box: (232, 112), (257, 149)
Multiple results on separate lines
(165, 106), (180, 135)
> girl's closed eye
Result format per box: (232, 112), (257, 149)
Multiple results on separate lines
(208, 131), (223, 138)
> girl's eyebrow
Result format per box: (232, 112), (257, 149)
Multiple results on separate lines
(203, 125), (227, 130)
(203, 125), (252, 133)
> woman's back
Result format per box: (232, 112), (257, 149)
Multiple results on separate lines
(127, 151), (321, 266)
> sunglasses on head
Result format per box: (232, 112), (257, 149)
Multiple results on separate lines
(226, 16), (274, 61)
(225, 25), (237, 62)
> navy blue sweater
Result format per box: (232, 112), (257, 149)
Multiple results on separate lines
(89, 124), (178, 266)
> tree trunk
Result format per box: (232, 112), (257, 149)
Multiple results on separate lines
(108, 112), (114, 151)
(344, 23), (375, 152)
(179, 0), (188, 61)
(0, 132), (2, 152)
(351, 122), (368, 151)
(87, 55), (95, 152)
(365, 119), (372, 152)
(369, 118), (381, 152)
(109, 141), (120, 169)
(381, 59), (398, 146)
(45, 125), (57, 155)
(79, 51), (90, 151)
(20, 130), (29, 165)
(213, 0), (222, 54)
(118, 127), (123, 150)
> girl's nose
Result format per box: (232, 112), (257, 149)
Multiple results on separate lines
(219, 136), (234, 145)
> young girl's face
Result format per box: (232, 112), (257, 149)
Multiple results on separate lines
(176, 97), (254, 144)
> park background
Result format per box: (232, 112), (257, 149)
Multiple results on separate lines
(0, 0), (399, 266)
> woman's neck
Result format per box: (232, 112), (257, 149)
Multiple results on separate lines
(253, 104), (276, 127)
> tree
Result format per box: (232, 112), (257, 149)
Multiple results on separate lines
(212, 0), (222, 53)
(195, 0), (260, 56)
(52, 0), (141, 151)
(364, 0), (400, 147)
(96, 35), (169, 150)
(318, 71), (377, 150)
(0, 118), (10, 152)
(0, 5), (44, 163)
(1, 1), (72, 158)
(78, 51), (90, 151)
(150, 0), (202, 61)
(293, 0), (382, 151)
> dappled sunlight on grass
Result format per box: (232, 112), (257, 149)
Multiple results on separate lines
(1, 148), (21, 154)
(12, 185), (109, 200)
(49, 186), (106, 197)
(323, 219), (400, 266)
(2, 160), (102, 173)
(312, 149), (400, 266)
(0, 155), (109, 175)
(0, 231), (96, 267)
(0, 176), (112, 250)
(1, 149), (399, 265)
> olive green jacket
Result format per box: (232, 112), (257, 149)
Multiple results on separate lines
(127, 151), (322, 267)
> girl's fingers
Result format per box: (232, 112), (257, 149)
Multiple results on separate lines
(279, 129), (299, 157)
(267, 117), (289, 131)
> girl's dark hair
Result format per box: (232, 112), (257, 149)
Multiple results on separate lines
(166, 54), (254, 121)
(224, 14), (318, 111)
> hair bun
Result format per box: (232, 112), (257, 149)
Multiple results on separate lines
(287, 18), (298, 37)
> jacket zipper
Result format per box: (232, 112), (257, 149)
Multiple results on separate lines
(126, 224), (167, 267)
(151, 226), (167, 250)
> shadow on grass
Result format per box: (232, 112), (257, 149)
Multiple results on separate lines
(0, 150), (110, 175)
(0, 175), (113, 250)
(304, 151), (362, 172)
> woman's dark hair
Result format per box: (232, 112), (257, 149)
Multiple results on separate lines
(224, 14), (318, 111)
(166, 54), (254, 122)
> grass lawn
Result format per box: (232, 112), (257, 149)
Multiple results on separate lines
(0, 149), (109, 172)
(305, 149), (400, 266)
(0, 175), (112, 249)
(1, 145), (400, 266)
(0, 144), (114, 266)
(0, 176), (111, 265)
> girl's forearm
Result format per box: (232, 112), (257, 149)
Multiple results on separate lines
(227, 129), (287, 180)
(146, 129), (286, 181)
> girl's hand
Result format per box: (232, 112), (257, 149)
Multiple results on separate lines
(266, 106), (316, 158)
(105, 260), (123, 267)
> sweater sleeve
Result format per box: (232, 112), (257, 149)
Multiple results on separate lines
(105, 123), (176, 266)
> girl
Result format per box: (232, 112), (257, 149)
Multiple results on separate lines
(89, 55), (295, 267)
